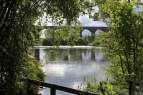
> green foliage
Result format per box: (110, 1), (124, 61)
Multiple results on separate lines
(90, 41), (100, 46)
(40, 0), (89, 24)
(42, 36), (91, 46)
(81, 0), (143, 95)
(90, 30), (111, 46)
(97, 0), (143, 95)
(43, 23), (91, 46)
(0, 0), (89, 95)
(79, 76), (116, 95)
(19, 56), (46, 95)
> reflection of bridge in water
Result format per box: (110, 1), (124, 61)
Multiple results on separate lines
(62, 48), (96, 60)
(34, 46), (105, 61)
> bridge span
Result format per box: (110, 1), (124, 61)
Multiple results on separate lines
(37, 26), (108, 37)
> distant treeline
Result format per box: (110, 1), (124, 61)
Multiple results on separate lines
(42, 37), (90, 46)
(41, 31), (110, 46)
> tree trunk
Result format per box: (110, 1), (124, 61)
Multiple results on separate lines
(129, 81), (133, 95)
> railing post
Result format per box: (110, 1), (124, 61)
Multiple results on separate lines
(51, 87), (56, 95)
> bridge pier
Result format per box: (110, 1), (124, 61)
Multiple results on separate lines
(90, 30), (96, 42)
(80, 29), (99, 43)
(80, 30), (83, 37)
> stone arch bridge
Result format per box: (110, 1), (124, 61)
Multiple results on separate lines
(37, 26), (108, 37)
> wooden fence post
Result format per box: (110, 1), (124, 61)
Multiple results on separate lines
(51, 87), (56, 95)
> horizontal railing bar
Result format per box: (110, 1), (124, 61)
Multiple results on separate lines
(26, 79), (97, 95)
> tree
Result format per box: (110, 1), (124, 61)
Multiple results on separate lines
(97, 0), (143, 95)
(0, 0), (89, 94)
(44, 24), (81, 46)
(79, 76), (116, 95)
(81, 0), (143, 95)
(90, 30), (111, 46)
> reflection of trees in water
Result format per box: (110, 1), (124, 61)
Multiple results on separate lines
(44, 48), (107, 61)
(56, 49), (69, 61)
(45, 49), (69, 61)
(69, 49), (82, 61)
(91, 49), (95, 61)
(63, 55), (68, 61)
(92, 48), (107, 61)
(44, 49), (57, 61)
(83, 49), (90, 57)
(97, 48), (108, 61)
(92, 48), (101, 54)
(58, 49), (69, 61)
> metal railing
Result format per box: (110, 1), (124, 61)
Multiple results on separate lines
(26, 79), (98, 95)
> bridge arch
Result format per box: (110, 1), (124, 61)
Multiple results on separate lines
(81, 29), (91, 36)
(80, 26), (108, 37)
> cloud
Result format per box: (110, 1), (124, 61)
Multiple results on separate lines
(78, 15), (107, 26)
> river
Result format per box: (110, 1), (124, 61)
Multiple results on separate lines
(38, 46), (110, 95)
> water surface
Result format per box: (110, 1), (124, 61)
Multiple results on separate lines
(39, 46), (110, 95)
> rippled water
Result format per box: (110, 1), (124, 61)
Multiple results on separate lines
(38, 46), (110, 95)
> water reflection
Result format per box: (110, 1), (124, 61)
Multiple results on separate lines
(39, 47), (109, 95)
(41, 48), (107, 62)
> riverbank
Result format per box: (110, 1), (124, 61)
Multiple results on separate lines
(33, 46), (106, 49)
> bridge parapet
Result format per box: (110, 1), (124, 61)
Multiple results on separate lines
(36, 26), (108, 35)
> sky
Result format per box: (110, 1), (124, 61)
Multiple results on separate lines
(78, 15), (107, 26)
